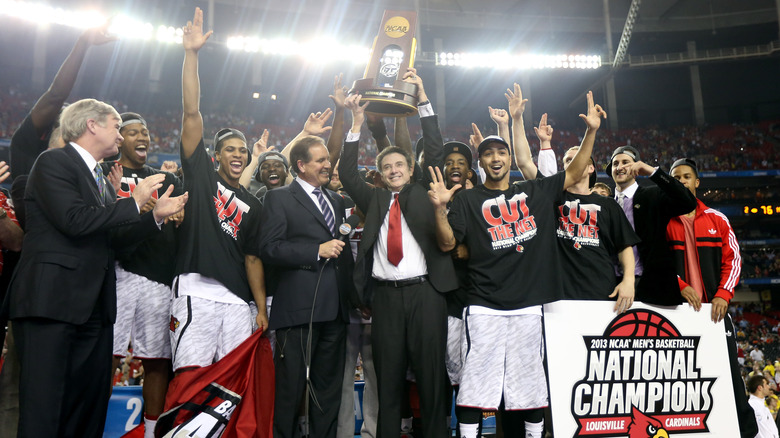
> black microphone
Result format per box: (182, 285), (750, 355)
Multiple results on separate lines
(337, 214), (361, 243)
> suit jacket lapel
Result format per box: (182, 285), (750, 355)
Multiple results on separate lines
(290, 180), (330, 234)
(64, 144), (103, 205)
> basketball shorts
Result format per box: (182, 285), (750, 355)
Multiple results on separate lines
(456, 312), (548, 410)
(446, 315), (465, 385)
(113, 265), (172, 359)
(170, 295), (258, 371)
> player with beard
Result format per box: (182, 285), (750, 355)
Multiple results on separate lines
(106, 112), (183, 437)
(428, 90), (606, 438)
(171, 7), (267, 375)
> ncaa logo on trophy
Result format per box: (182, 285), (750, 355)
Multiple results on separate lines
(350, 11), (419, 117)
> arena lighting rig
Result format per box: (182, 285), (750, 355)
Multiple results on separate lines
(1, 0), (604, 70)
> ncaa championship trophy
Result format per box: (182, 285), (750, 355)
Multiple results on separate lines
(350, 11), (419, 116)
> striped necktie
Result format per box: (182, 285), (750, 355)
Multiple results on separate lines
(94, 164), (106, 205)
(313, 188), (335, 236)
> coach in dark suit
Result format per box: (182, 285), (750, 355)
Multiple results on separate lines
(340, 69), (457, 438)
(259, 135), (355, 438)
(609, 145), (697, 306)
(6, 98), (187, 438)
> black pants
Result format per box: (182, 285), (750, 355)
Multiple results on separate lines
(372, 281), (448, 438)
(725, 314), (759, 437)
(14, 312), (113, 438)
(273, 320), (346, 438)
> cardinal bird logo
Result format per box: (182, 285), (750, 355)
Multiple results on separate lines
(628, 406), (669, 438)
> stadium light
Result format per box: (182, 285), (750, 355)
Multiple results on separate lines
(226, 35), (370, 65)
(435, 51), (602, 70)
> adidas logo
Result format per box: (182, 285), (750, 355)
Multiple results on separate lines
(708, 228), (717, 234)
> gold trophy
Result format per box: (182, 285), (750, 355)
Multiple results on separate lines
(350, 11), (418, 117)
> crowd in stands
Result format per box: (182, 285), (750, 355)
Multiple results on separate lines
(2, 84), (779, 171)
(744, 248), (780, 279)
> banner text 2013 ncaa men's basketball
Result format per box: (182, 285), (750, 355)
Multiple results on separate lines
(543, 300), (739, 437)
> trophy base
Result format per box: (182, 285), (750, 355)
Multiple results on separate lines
(350, 79), (418, 117)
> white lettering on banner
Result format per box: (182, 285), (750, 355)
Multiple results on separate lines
(543, 302), (739, 437)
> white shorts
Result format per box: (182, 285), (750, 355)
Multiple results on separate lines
(456, 312), (548, 410)
(170, 295), (258, 371)
(446, 315), (465, 385)
(112, 265), (172, 359)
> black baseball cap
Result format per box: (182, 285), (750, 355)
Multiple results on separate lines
(443, 141), (473, 169)
(670, 158), (698, 177)
(477, 135), (510, 156)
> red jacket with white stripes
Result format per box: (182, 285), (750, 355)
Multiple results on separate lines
(666, 199), (741, 303)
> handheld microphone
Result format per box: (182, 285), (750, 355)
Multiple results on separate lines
(337, 214), (361, 242)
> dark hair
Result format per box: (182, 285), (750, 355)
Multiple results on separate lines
(289, 136), (326, 173)
(376, 146), (413, 170)
(747, 374), (768, 393)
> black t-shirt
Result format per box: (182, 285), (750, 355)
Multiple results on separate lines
(104, 163), (182, 286)
(447, 171), (566, 310)
(554, 191), (640, 300)
(174, 139), (262, 303)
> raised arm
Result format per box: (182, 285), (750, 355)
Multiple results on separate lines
(279, 108), (333, 185)
(535, 113), (558, 177)
(239, 130), (270, 189)
(403, 68), (442, 182)
(394, 116), (413, 158)
(489, 106), (510, 147)
(13, 22), (117, 179)
(340, 94), (374, 212)
(326, 74), (348, 165)
(427, 166), (459, 252)
(30, 21), (117, 134)
(366, 114), (391, 151)
(563, 91), (606, 190)
(506, 83), (537, 180)
(180, 7), (212, 160)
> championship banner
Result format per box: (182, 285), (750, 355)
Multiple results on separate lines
(543, 300), (739, 437)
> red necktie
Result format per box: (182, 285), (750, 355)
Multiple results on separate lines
(387, 193), (403, 266)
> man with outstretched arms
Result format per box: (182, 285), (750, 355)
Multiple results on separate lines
(8, 98), (187, 438)
(427, 91), (607, 438)
(109, 112), (183, 437)
(172, 7), (267, 374)
(508, 85), (638, 312)
(340, 68), (457, 438)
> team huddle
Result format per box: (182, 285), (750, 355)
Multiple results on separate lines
(2, 7), (752, 438)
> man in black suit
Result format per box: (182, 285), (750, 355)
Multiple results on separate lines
(609, 145), (697, 305)
(340, 68), (457, 438)
(259, 135), (355, 438)
(7, 98), (188, 438)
